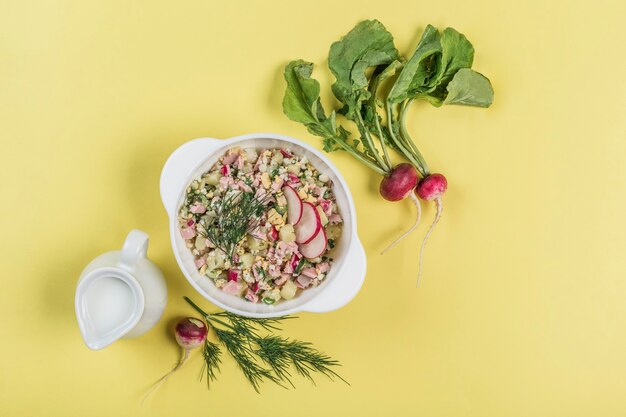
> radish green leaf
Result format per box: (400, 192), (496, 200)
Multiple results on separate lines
(443, 68), (494, 107)
(328, 19), (399, 120)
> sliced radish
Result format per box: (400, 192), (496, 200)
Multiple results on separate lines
(283, 185), (303, 225)
(295, 202), (321, 244)
(299, 227), (327, 259)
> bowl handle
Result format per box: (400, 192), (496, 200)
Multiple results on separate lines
(301, 236), (367, 313)
(160, 138), (224, 216)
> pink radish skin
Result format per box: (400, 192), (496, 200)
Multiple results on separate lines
(415, 173), (448, 287)
(174, 317), (208, 350)
(283, 185), (303, 225)
(299, 227), (327, 259)
(379, 164), (422, 254)
(295, 202), (321, 244)
(143, 318), (208, 405)
(268, 225), (279, 242)
(416, 173), (447, 201)
(379, 163), (419, 201)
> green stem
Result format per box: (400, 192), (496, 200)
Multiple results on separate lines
(398, 100), (420, 155)
(184, 296), (209, 317)
(399, 100), (430, 176)
(327, 131), (387, 176)
(385, 103), (425, 175)
(374, 112), (392, 169)
(369, 75), (392, 170)
(205, 316), (237, 331)
(355, 111), (389, 172)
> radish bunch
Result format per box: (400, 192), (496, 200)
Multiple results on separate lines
(283, 20), (493, 284)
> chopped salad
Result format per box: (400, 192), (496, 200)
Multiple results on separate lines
(178, 147), (342, 305)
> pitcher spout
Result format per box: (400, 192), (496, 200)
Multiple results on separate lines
(75, 268), (145, 350)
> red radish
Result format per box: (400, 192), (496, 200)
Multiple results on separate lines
(287, 173), (300, 185)
(290, 253), (301, 270)
(227, 269), (239, 282)
(294, 202), (322, 243)
(142, 318), (208, 405)
(379, 164), (422, 254)
(379, 163), (419, 201)
(175, 318), (208, 349)
(415, 173), (447, 286)
(283, 185), (303, 224)
(319, 199), (332, 214)
(416, 173), (447, 201)
(299, 227), (327, 259)
(267, 225), (279, 241)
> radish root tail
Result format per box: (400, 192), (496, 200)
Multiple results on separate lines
(381, 192), (422, 255)
(141, 348), (190, 406)
(417, 196), (443, 287)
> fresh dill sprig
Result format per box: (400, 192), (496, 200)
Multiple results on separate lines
(201, 340), (222, 388)
(213, 327), (282, 393)
(198, 191), (269, 259)
(214, 311), (295, 334)
(184, 296), (347, 392)
(256, 336), (349, 385)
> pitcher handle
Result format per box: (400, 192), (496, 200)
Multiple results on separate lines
(120, 230), (149, 271)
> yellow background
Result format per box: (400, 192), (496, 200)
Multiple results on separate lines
(1, 1), (625, 416)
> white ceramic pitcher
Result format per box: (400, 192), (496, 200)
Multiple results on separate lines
(75, 230), (167, 350)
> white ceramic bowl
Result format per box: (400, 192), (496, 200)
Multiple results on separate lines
(160, 133), (366, 317)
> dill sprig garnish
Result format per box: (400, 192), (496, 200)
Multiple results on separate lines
(198, 191), (270, 259)
(201, 340), (222, 388)
(213, 326), (282, 392)
(256, 336), (348, 385)
(184, 296), (348, 392)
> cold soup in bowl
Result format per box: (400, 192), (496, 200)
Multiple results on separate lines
(177, 146), (343, 306)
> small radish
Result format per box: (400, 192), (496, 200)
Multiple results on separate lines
(142, 317), (208, 405)
(415, 173), (447, 286)
(299, 227), (327, 259)
(283, 185), (303, 224)
(294, 202), (322, 244)
(379, 163), (419, 201)
(379, 164), (422, 254)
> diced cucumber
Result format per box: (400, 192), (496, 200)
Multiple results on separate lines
(279, 224), (295, 242)
(195, 236), (207, 250)
(325, 224), (342, 240)
(205, 171), (221, 186)
(247, 235), (268, 251)
(280, 280), (297, 300)
(206, 252), (225, 271)
(207, 269), (223, 279)
(240, 253), (254, 269)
